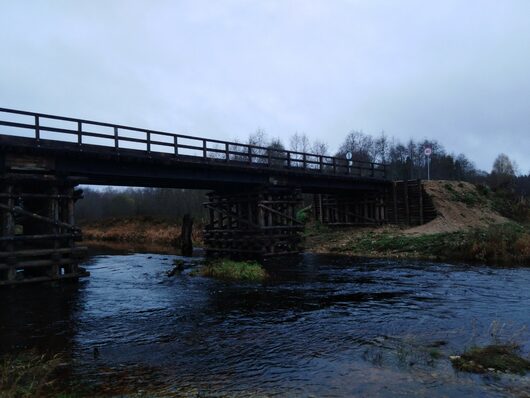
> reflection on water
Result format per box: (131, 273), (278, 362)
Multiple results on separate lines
(1, 252), (529, 397)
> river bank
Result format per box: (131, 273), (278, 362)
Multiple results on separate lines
(81, 216), (204, 246)
(305, 222), (530, 265)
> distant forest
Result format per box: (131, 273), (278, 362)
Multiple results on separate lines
(76, 129), (530, 223)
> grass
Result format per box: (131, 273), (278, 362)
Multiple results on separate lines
(330, 223), (530, 265)
(451, 344), (530, 374)
(194, 259), (268, 282)
(0, 351), (66, 398)
(443, 182), (486, 207)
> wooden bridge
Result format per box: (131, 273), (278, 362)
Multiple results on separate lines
(0, 107), (432, 286)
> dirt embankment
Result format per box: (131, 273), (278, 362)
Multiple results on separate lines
(406, 180), (508, 235)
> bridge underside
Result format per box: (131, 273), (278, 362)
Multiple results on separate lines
(0, 143), (390, 285)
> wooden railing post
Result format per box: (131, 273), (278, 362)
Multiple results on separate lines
(302, 154), (306, 170)
(225, 142), (229, 162)
(319, 156), (323, 172)
(146, 131), (151, 154)
(174, 136), (179, 156)
(77, 121), (82, 147)
(35, 115), (40, 144)
(114, 126), (118, 150)
(287, 152), (291, 168)
(247, 146), (252, 164)
(203, 139), (207, 158)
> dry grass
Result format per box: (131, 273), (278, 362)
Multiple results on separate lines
(82, 216), (203, 245)
(0, 351), (66, 398)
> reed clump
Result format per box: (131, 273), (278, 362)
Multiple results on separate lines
(194, 259), (268, 282)
(0, 351), (66, 398)
(451, 344), (530, 374)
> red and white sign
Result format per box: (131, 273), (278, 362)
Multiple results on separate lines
(424, 147), (432, 156)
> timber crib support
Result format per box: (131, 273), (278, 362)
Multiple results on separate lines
(203, 187), (304, 258)
(313, 191), (387, 226)
(0, 173), (88, 286)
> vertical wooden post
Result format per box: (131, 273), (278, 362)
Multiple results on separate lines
(49, 186), (60, 278)
(392, 181), (398, 224)
(4, 185), (16, 281)
(146, 131), (151, 154)
(181, 214), (193, 257)
(77, 121), (82, 147)
(404, 180), (410, 225)
(225, 142), (229, 162)
(203, 140), (207, 159)
(35, 115), (40, 144)
(174, 136), (179, 156)
(114, 126), (119, 150)
(418, 179), (424, 225)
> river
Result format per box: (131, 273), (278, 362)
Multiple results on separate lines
(1, 249), (529, 397)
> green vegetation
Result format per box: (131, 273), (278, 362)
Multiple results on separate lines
(330, 223), (530, 265)
(0, 351), (67, 398)
(442, 182), (486, 208)
(429, 349), (443, 359)
(194, 259), (268, 282)
(451, 344), (530, 374)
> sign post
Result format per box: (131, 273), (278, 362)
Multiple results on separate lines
(346, 152), (352, 174)
(424, 146), (432, 180)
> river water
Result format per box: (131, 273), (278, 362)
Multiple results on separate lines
(1, 250), (529, 397)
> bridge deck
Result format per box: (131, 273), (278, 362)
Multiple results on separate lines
(0, 108), (388, 192)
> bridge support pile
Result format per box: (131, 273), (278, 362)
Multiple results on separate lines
(387, 180), (437, 226)
(0, 173), (87, 286)
(313, 192), (387, 226)
(203, 187), (303, 258)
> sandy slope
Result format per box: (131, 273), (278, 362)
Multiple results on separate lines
(405, 180), (508, 235)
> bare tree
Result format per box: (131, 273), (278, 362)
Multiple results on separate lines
(289, 132), (311, 153)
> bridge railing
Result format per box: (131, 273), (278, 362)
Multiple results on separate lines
(0, 107), (387, 179)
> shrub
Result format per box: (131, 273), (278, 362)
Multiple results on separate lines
(451, 344), (530, 374)
(195, 259), (268, 282)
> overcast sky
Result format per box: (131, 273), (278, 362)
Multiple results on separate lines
(1, 1), (529, 172)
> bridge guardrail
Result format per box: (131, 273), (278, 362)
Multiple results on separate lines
(0, 107), (387, 179)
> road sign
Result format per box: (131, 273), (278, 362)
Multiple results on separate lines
(424, 147), (432, 156)
(346, 152), (352, 160)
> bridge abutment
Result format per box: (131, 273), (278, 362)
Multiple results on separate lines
(203, 187), (304, 258)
